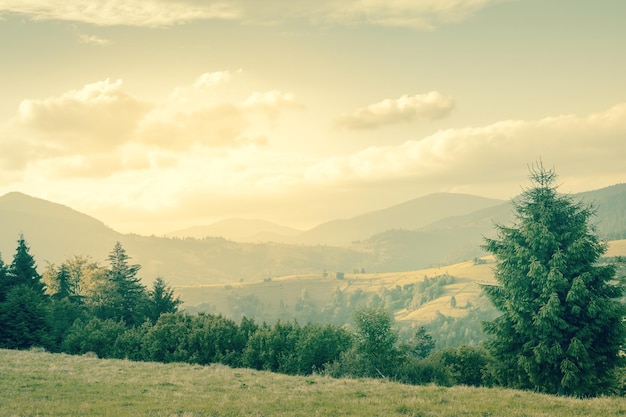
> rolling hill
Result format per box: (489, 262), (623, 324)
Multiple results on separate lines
(355, 183), (626, 270)
(293, 192), (504, 246)
(1, 184), (624, 288)
(0, 192), (121, 264)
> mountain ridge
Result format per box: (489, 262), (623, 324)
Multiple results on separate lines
(1, 184), (625, 287)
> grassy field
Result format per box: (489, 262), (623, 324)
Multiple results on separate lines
(2, 349), (625, 417)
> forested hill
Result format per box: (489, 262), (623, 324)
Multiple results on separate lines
(0, 192), (121, 263)
(354, 183), (626, 271)
(291, 193), (504, 246)
(1, 184), (625, 287)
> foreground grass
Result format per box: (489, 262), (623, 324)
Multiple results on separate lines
(1, 349), (625, 417)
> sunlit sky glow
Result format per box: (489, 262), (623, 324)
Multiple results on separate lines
(1, 0), (625, 234)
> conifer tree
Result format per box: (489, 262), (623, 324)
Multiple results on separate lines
(8, 235), (44, 294)
(0, 236), (51, 348)
(0, 254), (9, 302)
(52, 264), (79, 301)
(103, 242), (147, 325)
(482, 164), (625, 396)
(146, 276), (181, 324)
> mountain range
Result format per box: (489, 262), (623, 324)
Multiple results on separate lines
(166, 193), (504, 246)
(0, 184), (625, 287)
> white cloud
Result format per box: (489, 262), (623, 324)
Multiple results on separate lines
(0, 73), (301, 178)
(0, 0), (503, 29)
(335, 91), (455, 130)
(242, 91), (303, 122)
(15, 79), (149, 152)
(320, 0), (504, 29)
(78, 33), (112, 46)
(6, 102), (626, 234)
(310, 103), (626, 189)
(0, 0), (238, 27)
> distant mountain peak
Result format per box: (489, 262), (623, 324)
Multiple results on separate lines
(166, 218), (302, 241)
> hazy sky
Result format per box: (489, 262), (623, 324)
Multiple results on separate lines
(1, 0), (625, 234)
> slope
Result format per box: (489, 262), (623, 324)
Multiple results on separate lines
(0, 192), (121, 264)
(295, 193), (504, 246)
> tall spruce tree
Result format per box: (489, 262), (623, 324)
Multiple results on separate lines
(0, 236), (51, 349)
(146, 277), (182, 324)
(482, 164), (625, 396)
(104, 242), (147, 325)
(8, 235), (44, 294)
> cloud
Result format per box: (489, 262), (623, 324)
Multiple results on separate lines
(8, 102), (626, 234)
(0, 73), (300, 178)
(309, 103), (626, 190)
(78, 33), (112, 46)
(16, 79), (150, 153)
(318, 0), (505, 29)
(0, 0), (504, 29)
(137, 104), (250, 149)
(335, 91), (455, 130)
(0, 0), (238, 27)
(242, 91), (303, 121)
(138, 73), (300, 149)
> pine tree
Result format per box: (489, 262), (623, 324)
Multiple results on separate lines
(8, 235), (44, 294)
(146, 276), (182, 324)
(104, 242), (147, 325)
(482, 164), (625, 396)
(0, 236), (51, 349)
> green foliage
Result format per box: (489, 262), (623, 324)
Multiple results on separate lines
(145, 277), (181, 324)
(352, 306), (402, 377)
(482, 164), (626, 396)
(46, 297), (88, 352)
(8, 235), (44, 294)
(0, 285), (52, 349)
(0, 236), (51, 349)
(102, 242), (148, 326)
(283, 323), (353, 375)
(424, 303), (498, 348)
(374, 274), (456, 312)
(400, 326), (436, 359)
(429, 345), (494, 387)
(0, 254), (9, 303)
(61, 317), (127, 358)
(242, 320), (301, 372)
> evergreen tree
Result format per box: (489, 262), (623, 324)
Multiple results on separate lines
(103, 242), (147, 325)
(0, 254), (9, 302)
(0, 285), (52, 349)
(146, 277), (182, 324)
(482, 164), (625, 396)
(0, 236), (52, 349)
(8, 235), (44, 294)
(52, 264), (76, 301)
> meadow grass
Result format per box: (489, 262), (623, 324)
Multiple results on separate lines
(2, 348), (625, 416)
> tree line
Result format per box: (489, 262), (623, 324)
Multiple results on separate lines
(0, 236), (492, 386)
(1, 164), (624, 397)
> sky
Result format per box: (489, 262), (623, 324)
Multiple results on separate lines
(1, 0), (625, 235)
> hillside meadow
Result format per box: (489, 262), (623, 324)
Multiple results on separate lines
(2, 349), (625, 417)
(175, 257), (499, 322)
(177, 240), (626, 325)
